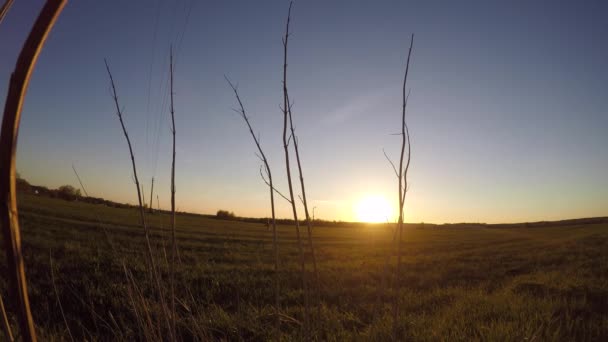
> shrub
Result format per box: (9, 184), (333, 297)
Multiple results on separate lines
(216, 210), (235, 220)
(57, 185), (81, 201)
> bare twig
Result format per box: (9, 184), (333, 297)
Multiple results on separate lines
(149, 177), (154, 214)
(71, 164), (87, 195)
(377, 219), (397, 307)
(0, 295), (13, 341)
(259, 166), (291, 203)
(401, 107), (412, 206)
(280, 2), (311, 337)
(104, 58), (173, 339)
(71, 164), (120, 256)
(0, 1), (66, 341)
(169, 46), (178, 340)
(286, 69), (320, 328)
(70, 165), (157, 339)
(225, 75), (281, 331)
(383, 148), (399, 178)
(392, 33), (414, 339)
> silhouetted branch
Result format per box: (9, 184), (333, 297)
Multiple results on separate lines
(280, 2), (311, 336)
(149, 177), (154, 214)
(392, 33), (414, 339)
(259, 166), (291, 204)
(0, 295), (12, 341)
(104, 58), (173, 339)
(225, 74), (281, 330)
(401, 110), (412, 206)
(383, 148), (399, 178)
(71, 164), (88, 196)
(286, 93), (320, 321)
(169, 46), (178, 341)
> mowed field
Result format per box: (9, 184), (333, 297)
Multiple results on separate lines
(1, 193), (607, 341)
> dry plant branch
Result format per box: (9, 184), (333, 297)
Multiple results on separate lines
(73, 143), (165, 341)
(169, 46), (178, 340)
(383, 148), (399, 178)
(72, 164), (125, 259)
(280, 2), (311, 337)
(286, 97), (320, 318)
(225, 76), (281, 330)
(149, 177), (155, 214)
(377, 219), (398, 305)
(104, 59), (174, 340)
(0, 1), (66, 341)
(0, 295), (13, 341)
(259, 166), (291, 203)
(392, 33), (414, 339)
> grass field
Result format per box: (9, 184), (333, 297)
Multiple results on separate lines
(1, 193), (607, 340)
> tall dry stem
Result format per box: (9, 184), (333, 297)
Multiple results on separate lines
(225, 76), (280, 330)
(149, 177), (154, 214)
(71, 165), (157, 339)
(286, 94), (320, 317)
(169, 46), (178, 340)
(391, 33), (414, 339)
(0, 1), (65, 341)
(0, 295), (13, 341)
(280, 1), (310, 336)
(104, 59), (174, 340)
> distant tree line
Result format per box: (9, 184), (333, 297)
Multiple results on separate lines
(16, 175), (135, 209)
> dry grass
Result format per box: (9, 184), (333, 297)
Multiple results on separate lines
(1, 193), (607, 340)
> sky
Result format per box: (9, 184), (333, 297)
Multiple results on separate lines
(1, 0), (606, 223)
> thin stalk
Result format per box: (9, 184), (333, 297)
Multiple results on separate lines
(104, 59), (173, 340)
(0, 1), (66, 341)
(281, 1), (310, 336)
(0, 295), (13, 341)
(169, 46), (178, 340)
(392, 33), (414, 339)
(260, 166), (291, 204)
(377, 221), (397, 307)
(71, 165), (151, 338)
(225, 76), (280, 330)
(286, 95), (319, 317)
(149, 177), (154, 214)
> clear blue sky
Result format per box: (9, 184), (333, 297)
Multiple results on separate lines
(1, 0), (606, 223)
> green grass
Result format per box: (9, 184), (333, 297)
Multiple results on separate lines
(1, 193), (607, 340)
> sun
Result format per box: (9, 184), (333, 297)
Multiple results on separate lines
(354, 195), (394, 223)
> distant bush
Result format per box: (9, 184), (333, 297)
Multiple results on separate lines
(57, 185), (81, 201)
(216, 210), (236, 220)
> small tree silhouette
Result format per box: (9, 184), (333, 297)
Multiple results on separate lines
(57, 185), (81, 200)
(216, 210), (235, 220)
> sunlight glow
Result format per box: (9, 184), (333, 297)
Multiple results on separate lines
(354, 195), (394, 223)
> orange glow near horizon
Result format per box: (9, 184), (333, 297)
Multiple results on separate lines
(354, 195), (395, 223)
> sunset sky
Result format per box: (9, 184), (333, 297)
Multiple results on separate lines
(1, 0), (606, 223)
